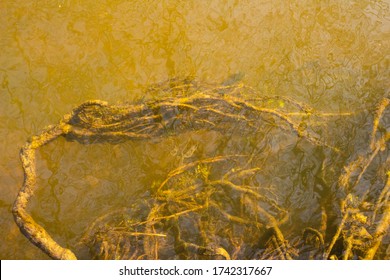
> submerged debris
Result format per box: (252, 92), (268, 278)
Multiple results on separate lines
(12, 79), (389, 259)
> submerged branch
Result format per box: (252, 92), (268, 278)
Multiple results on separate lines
(13, 81), (387, 260)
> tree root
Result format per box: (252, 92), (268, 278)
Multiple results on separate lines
(12, 81), (388, 259)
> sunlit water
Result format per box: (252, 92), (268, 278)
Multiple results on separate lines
(0, 0), (389, 259)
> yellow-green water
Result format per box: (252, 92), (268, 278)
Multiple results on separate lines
(0, 0), (389, 259)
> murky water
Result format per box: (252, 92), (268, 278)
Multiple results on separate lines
(0, 0), (389, 259)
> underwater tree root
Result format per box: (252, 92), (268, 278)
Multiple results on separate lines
(325, 97), (389, 260)
(12, 80), (388, 260)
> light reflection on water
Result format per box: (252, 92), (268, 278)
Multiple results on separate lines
(0, 0), (388, 259)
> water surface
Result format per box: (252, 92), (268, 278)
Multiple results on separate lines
(0, 0), (389, 259)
